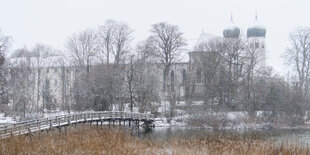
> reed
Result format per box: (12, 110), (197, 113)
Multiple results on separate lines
(0, 126), (309, 155)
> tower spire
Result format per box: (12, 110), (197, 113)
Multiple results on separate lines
(230, 11), (233, 22)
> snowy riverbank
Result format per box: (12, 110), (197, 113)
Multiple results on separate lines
(0, 113), (17, 125)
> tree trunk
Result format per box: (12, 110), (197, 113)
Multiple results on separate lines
(163, 68), (169, 92)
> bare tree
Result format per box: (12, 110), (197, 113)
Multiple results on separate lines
(32, 44), (52, 112)
(97, 20), (116, 64)
(284, 27), (310, 97)
(66, 29), (98, 110)
(196, 39), (227, 106)
(243, 37), (266, 114)
(132, 42), (160, 114)
(146, 22), (186, 92)
(124, 55), (136, 112)
(0, 30), (11, 106)
(113, 22), (133, 64)
(223, 38), (245, 103)
(55, 55), (70, 113)
(66, 29), (97, 76)
(9, 47), (34, 118)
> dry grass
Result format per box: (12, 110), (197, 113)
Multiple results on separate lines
(0, 126), (309, 155)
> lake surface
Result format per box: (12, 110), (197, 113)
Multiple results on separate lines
(133, 127), (310, 145)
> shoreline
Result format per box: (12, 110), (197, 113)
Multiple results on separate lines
(153, 118), (310, 130)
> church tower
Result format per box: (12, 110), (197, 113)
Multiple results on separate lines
(223, 14), (240, 39)
(246, 14), (267, 69)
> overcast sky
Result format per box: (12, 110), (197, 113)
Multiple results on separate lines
(1, 0), (310, 74)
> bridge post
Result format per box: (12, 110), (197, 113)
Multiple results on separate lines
(101, 119), (103, 128)
(28, 128), (32, 142)
(13, 124), (16, 136)
(58, 117), (61, 127)
(68, 115), (71, 126)
(38, 120), (41, 138)
(74, 114), (77, 129)
(49, 120), (53, 133)
(18, 125), (21, 135)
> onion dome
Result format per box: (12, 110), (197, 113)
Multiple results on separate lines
(223, 15), (240, 38)
(247, 14), (266, 38)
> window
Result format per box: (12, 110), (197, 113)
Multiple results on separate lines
(182, 69), (186, 85)
(196, 68), (202, 84)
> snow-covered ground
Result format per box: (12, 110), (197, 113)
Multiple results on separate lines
(0, 113), (17, 125)
(154, 116), (188, 127)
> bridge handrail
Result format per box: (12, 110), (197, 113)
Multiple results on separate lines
(0, 111), (154, 137)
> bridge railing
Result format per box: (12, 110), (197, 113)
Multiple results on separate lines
(0, 111), (154, 138)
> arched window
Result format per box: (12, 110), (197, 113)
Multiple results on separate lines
(196, 68), (202, 84)
(171, 70), (175, 91)
(182, 69), (186, 85)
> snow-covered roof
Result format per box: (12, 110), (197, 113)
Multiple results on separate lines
(186, 31), (224, 54)
(195, 31), (222, 48)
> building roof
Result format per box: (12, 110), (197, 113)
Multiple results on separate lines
(223, 15), (240, 38)
(247, 14), (266, 38)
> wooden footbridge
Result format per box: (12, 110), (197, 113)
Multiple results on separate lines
(0, 111), (155, 139)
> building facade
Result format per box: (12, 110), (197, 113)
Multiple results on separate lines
(6, 15), (266, 111)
